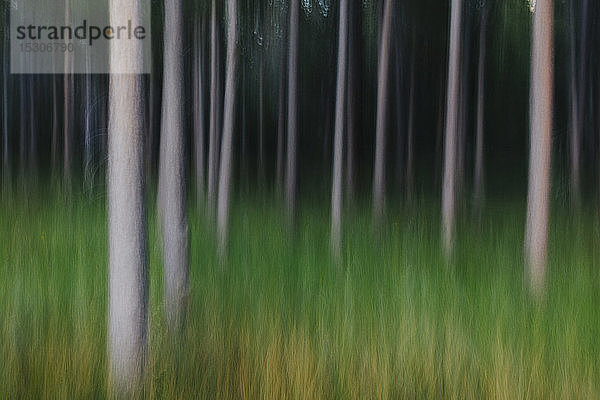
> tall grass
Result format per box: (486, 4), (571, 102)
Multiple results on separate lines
(1, 189), (600, 398)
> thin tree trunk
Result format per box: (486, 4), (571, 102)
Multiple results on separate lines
(84, 51), (93, 188)
(372, 0), (393, 225)
(160, 0), (189, 331)
(207, 0), (219, 217)
(442, 0), (463, 256)
(2, 13), (9, 192)
(276, 33), (287, 195)
(28, 76), (36, 175)
(285, 0), (299, 225)
(51, 76), (59, 173)
(19, 76), (26, 182)
(525, 0), (553, 295)
(331, 0), (348, 258)
(258, 47), (265, 185)
(473, 3), (488, 212)
(193, 18), (206, 208)
(217, 0), (238, 259)
(63, 0), (73, 192)
(107, 0), (148, 390)
(406, 42), (416, 202)
(568, 0), (580, 208)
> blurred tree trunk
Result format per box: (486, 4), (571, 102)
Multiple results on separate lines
(160, 0), (189, 330)
(568, 0), (580, 208)
(473, 2), (488, 213)
(331, 0), (348, 258)
(63, 0), (73, 193)
(107, 0), (148, 390)
(285, 0), (299, 225)
(258, 2), (265, 186)
(456, 6), (471, 202)
(207, 0), (219, 217)
(372, 0), (393, 225)
(525, 0), (553, 295)
(276, 33), (286, 196)
(345, 0), (356, 202)
(146, 68), (155, 178)
(442, 0), (463, 256)
(406, 39), (416, 202)
(2, 22), (9, 192)
(51, 76), (59, 175)
(28, 76), (36, 177)
(19, 77), (26, 183)
(193, 18), (206, 209)
(217, 0), (238, 259)
(84, 52), (93, 190)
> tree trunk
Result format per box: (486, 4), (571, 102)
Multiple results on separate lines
(217, 0), (238, 259)
(406, 42), (416, 202)
(51, 76), (59, 174)
(331, 0), (348, 258)
(568, 0), (580, 208)
(525, 0), (553, 295)
(473, 3), (488, 212)
(2, 23), (9, 192)
(160, 0), (189, 331)
(442, 0), (463, 256)
(285, 0), (299, 225)
(63, 0), (73, 192)
(107, 0), (148, 390)
(372, 0), (394, 225)
(84, 51), (93, 189)
(276, 31), (287, 196)
(193, 18), (206, 209)
(207, 0), (219, 217)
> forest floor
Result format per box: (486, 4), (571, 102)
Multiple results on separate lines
(1, 188), (600, 399)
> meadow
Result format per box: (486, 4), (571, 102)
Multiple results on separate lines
(1, 188), (600, 399)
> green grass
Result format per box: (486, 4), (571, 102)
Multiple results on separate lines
(1, 188), (600, 398)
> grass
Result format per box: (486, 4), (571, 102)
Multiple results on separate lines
(1, 187), (600, 398)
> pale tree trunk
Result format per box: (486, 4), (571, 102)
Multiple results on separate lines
(473, 3), (488, 212)
(160, 0), (189, 331)
(568, 0), (580, 208)
(285, 0), (299, 225)
(217, 0), (238, 259)
(107, 0), (148, 390)
(193, 18), (206, 208)
(207, 0), (219, 217)
(442, 0), (463, 256)
(525, 0), (553, 295)
(372, 0), (393, 225)
(331, 0), (348, 258)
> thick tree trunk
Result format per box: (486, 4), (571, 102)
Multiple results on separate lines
(160, 0), (189, 330)
(217, 0), (238, 259)
(525, 0), (553, 295)
(207, 0), (219, 217)
(442, 0), (463, 256)
(331, 0), (348, 258)
(285, 0), (299, 225)
(473, 4), (488, 212)
(372, 0), (393, 225)
(193, 18), (206, 208)
(107, 0), (148, 390)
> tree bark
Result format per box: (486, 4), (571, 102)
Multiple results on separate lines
(107, 0), (148, 390)
(160, 0), (189, 330)
(442, 0), (463, 256)
(372, 0), (393, 225)
(217, 0), (238, 259)
(331, 0), (348, 258)
(285, 0), (300, 225)
(473, 3), (488, 212)
(525, 0), (553, 295)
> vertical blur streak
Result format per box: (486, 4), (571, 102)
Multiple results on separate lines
(107, 0), (148, 390)
(372, 0), (393, 226)
(160, 0), (189, 331)
(473, 2), (488, 213)
(568, 0), (580, 208)
(2, 6), (9, 191)
(525, 0), (553, 295)
(442, 0), (463, 256)
(286, 0), (299, 226)
(217, 0), (238, 259)
(207, 0), (218, 218)
(331, 0), (348, 259)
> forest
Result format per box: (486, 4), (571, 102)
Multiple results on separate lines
(2, 0), (600, 398)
